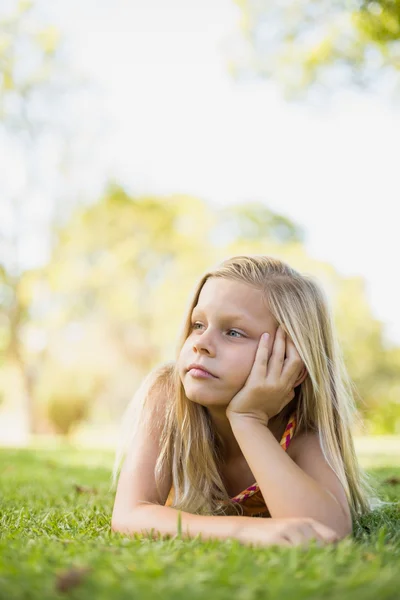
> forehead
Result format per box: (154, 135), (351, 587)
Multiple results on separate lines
(194, 277), (270, 321)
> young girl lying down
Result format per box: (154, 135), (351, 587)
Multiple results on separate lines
(112, 255), (372, 547)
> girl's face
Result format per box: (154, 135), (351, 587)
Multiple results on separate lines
(177, 277), (279, 408)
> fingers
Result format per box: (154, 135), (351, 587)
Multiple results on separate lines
(253, 332), (271, 377)
(281, 334), (306, 387)
(279, 524), (338, 547)
(253, 326), (306, 389)
(266, 326), (286, 378)
(239, 518), (340, 549)
(310, 521), (340, 544)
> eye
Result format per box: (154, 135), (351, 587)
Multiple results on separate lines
(190, 323), (244, 338)
(227, 330), (243, 338)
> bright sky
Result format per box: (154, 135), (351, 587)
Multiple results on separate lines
(4, 0), (400, 343)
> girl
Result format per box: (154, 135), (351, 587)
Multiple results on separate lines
(112, 255), (372, 547)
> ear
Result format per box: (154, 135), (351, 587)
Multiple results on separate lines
(294, 368), (308, 388)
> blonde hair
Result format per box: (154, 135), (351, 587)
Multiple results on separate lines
(113, 255), (373, 518)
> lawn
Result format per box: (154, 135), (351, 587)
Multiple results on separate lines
(0, 445), (399, 600)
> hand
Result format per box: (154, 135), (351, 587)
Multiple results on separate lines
(226, 326), (307, 425)
(233, 517), (340, 548)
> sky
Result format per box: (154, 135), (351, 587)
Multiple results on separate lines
(2, 0), (400, 344)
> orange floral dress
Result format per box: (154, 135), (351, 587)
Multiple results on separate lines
(165, 412), (296, 518)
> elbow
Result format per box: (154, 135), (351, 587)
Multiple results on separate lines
(111, 515), (124, 534)
(111, 509), (132, 535)
(331, 511), (353, 541)
(337, 516), (353, 541)
(111, 504), (149, 535)
(324, 490), (353, 541)
(111, 516), (136, 536)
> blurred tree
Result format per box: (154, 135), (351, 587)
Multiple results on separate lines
(214, 201), (305, 244)
(229, 0), (400, 97)
(334, 276), (400, 433)
(24, 187), (220, 423)
(47, 391), (90, 437)
(25, 188), (306, 424)
(4, 183), (400, 433)
(0, 1), (83, 432)
(26, 190), (400, 433)
(0, 1), (63, 133)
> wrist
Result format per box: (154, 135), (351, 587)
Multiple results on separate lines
(227, 411), (270, 428)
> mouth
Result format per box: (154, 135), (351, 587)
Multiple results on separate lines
(187, 364), (217, 378)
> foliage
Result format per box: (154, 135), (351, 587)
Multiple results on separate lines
(230, 0), (400, 97)
(215, 201), (305, 244)
(36, 362), (104, 436)
(0, 0), (67, 136)
(0, 0), (84, 433)
(1, 188), (398, 433)
(334, 276), (400, 434)
(0, 447), (399, 599)
(47, 393), (90, 437)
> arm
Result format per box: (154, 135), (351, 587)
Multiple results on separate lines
(111, 502), (339, 547)
(228, 414), (352, 539)
(111, 361), (340, 546)
(111, 362), (254, 544)
(112, 503), (251, 542)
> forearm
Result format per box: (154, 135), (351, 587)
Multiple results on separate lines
(229, 416), (348, 535)
(112, 503), (253, 542)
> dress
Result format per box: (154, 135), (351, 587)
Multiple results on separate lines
(165, 412), (296, 518)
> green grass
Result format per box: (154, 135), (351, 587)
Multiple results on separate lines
(0, 447), (399, 600)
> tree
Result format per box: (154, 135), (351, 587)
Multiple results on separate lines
(26, 188), (400, 433)
(22, 188), (308, 427)
(229, 0), (400, 97)
(334, 276), (400, 433)
(0, 1), (83, 432)
(5, 179), (399, 433)
(214, 202), (305, 244)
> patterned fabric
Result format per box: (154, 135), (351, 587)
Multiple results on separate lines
(165, 411), (297, 518)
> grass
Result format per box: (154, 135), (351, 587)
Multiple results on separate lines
(0, 446), (399, 600)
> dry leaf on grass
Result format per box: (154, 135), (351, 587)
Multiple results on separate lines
(55, 566), (92, 593)
(73, 484), (98, 495)
(383, 476), (400, 486)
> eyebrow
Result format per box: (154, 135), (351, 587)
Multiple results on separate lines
(191, 308), (252, 324)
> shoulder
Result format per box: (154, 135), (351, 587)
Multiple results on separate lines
(287, 428), (335, 470)
(145, 360), (176, 406)
(287, 428), (320, 461)
(144, 360), (176, 396)
(130, 360), (176, 431)
(150, 359), (176, 381)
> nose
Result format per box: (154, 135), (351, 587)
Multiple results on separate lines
(192, 329), (216, 356)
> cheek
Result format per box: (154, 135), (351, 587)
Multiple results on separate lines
(226, 351), (255, 390)
(176, 350), (187, 381)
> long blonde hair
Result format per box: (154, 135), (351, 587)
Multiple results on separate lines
(113, 255), (373, 518)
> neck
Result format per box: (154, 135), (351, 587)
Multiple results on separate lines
(208, 402), (295, 465)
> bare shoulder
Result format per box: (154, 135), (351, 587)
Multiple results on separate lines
(119, 360), (176, 443)
(144, 360), (176, 423)
(287, 429), (352, 524)
(286, 428), (321, 460)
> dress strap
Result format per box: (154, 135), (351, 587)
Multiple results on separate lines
(279, 412), (296, 451)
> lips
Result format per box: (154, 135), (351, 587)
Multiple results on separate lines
(187, 363), (217, 377)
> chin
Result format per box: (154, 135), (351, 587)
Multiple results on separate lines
(184, 386), (230, 408)
(183, 384), (211, 402)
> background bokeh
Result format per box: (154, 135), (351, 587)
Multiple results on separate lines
(1, 0), (400, 446)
